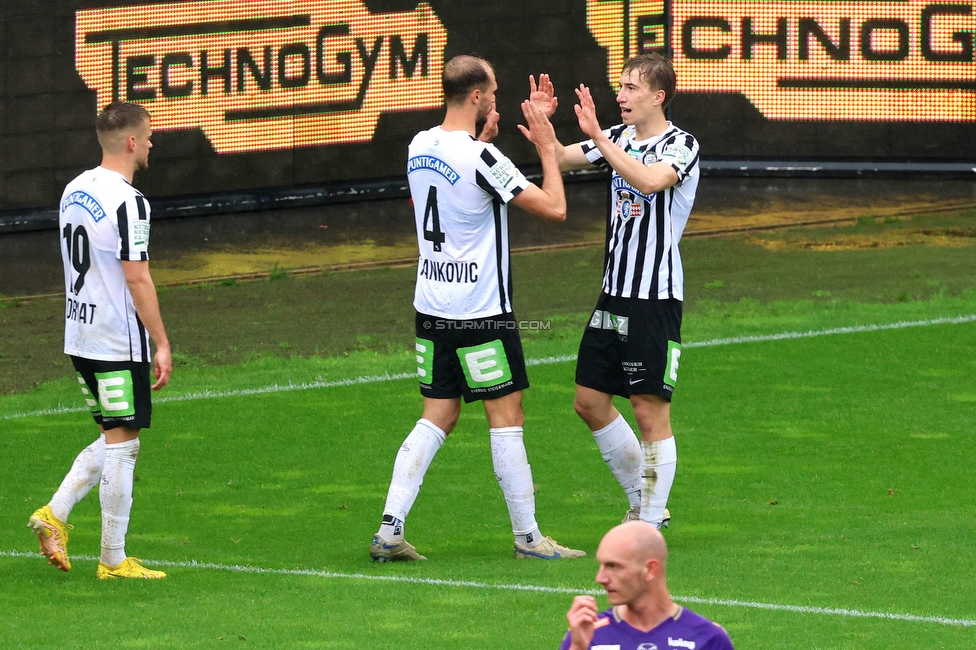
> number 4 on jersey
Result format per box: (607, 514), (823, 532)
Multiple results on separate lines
(423, 186), (446, 252)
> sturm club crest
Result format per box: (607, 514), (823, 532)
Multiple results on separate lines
(75, 0), (448, 153)
(587, 0), (975, 122)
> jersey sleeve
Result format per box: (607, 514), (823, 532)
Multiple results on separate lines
(579, 126), (621, 168)
(661, 133), (700, 184)
(475, 143), (530, 204)
(116, 193), (152, 262)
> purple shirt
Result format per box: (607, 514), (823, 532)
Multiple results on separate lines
(559, 605), (734, 650)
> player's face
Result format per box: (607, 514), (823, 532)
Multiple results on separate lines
(133, 119), (153, 171)
(616, 69), (664, 126)
(476, 68), (497, 121)
(595, 539), (649, 606)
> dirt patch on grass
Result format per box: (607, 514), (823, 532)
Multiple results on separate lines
(747, 227), (976, 252)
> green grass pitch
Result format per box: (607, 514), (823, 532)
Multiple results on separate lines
(2, 315), (976, 648)
(2, 212), (976, 648)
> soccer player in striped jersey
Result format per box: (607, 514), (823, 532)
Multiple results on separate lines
(370, 55), (585, 561)
(28, 102), (171, 579)
(541, 54), (701, 529)
(560, 521), (734, 650)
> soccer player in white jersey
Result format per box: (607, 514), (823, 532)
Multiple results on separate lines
(28, 102), (171, 579)
(559, 522), (734, 650)
(541, 54), (701, 529)
(370, 55), (585, 561)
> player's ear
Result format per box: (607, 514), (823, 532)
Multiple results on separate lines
(644, 557), (661, 582)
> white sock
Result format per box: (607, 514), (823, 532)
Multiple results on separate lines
(100, 438), (140, 567)
(49, 434), (106, 523)
(378, 419), (446, 540)
(640, 437), (677, 529)
(592, 415), (642, 509)
(490, 426), (542, 548)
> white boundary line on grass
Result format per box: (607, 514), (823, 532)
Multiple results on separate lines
(2, 549), (973, 628)
(4, 313), (976, 422)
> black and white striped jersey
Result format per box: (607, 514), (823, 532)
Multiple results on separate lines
(407, 126), (530, 320)
(60, 167), (153, 362)
(581, 122), (700, 301)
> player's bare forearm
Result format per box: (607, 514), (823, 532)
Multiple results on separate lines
(556, 141), (591, 172)
(592, 134), (678, 195)
(515, 100), (566, 222)
(122, 260), (172, 388)
(536, 145), (567, 222)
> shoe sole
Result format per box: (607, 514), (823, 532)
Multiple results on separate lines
(370, 552), (425, 562)
(28, 516), (70, 572)
(515, 549), (585, 560)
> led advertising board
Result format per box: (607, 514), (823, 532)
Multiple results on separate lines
(588, 0), (974, 122)
(75, 0), (447, 153)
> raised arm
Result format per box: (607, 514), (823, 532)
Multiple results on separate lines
(574, 84), (678, 194)
(528, 73), (592, 172)
(122, 260), (172, 390)
(510, 100), (566, 223)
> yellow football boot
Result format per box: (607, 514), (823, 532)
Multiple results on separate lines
(96, 557), (167, 580)
(28, 505), (73, 572)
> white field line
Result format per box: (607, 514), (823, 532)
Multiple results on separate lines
(4, 314), (975, 422)
(1, 549), (973, 628)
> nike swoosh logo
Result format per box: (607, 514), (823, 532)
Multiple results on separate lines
(629, 378), (645, 385)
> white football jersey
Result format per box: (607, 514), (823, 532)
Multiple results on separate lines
(407, 127), (530, 320)
(59, 167), (153, 362)
(582, 122), (700, 301)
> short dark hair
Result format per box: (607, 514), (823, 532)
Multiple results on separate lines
(96, 102), (150, 137)
(442, 55), (494, 106)
(621, 53), (676, 108)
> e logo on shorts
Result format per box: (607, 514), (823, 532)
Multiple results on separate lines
(664, 341), (681, 388)
(416, 337), (434, 384)
(95, 370), (135, 416)
(458, 340), (512, 388)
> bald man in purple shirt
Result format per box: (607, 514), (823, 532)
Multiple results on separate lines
(560, 521), (734, 650)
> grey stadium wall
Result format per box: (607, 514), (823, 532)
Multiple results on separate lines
(1, 0), (973, 216)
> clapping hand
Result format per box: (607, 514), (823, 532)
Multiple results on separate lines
(574, 84), (602, 139)
(529, 74), (558, 118)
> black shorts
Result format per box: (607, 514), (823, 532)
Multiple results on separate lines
(415, 311), (529, 403)
(71, 356), (153, 430)
(575, 294), (682, 401)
